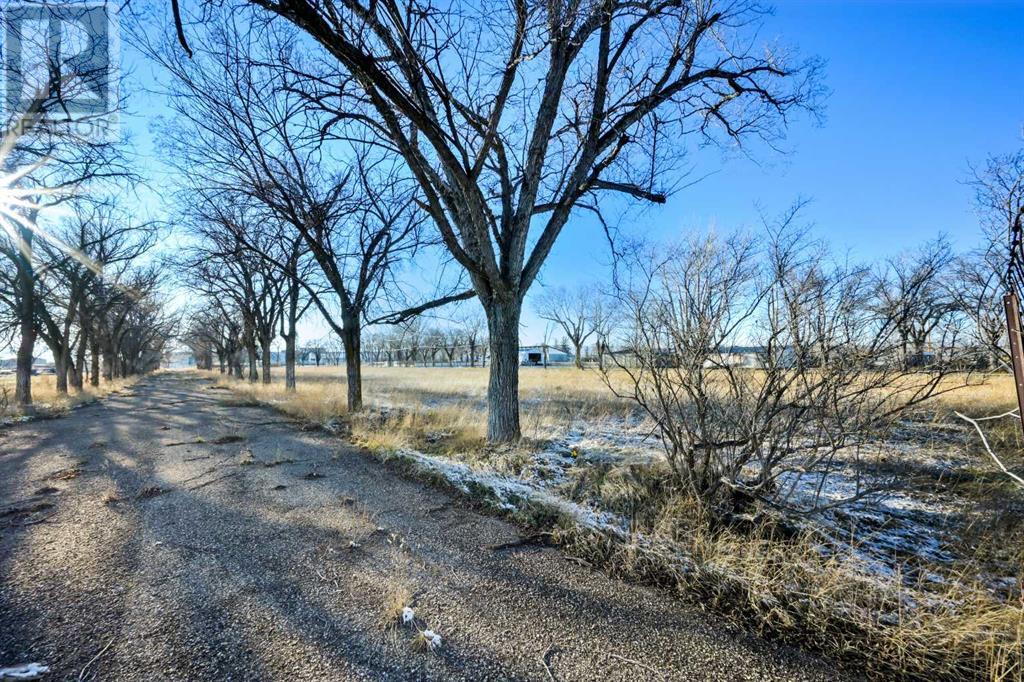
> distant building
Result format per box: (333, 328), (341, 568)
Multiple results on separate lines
(519, 346), (574, 366)
(0, 356), (53, 375)
(710, 346), (797, 369)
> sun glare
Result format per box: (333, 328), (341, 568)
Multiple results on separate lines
(0, 125), (100, 274)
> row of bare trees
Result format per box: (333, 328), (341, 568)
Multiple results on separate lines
(361, 313), (488, 367)
(0, 19), (170, 404)
(0, 199), (171, 395)
(147, 16), (471, 410)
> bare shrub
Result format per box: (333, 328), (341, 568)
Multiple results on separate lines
(605, 213), (969, 513)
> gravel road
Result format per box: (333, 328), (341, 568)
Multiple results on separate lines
(0, 373), (855, 681)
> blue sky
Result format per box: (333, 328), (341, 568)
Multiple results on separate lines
(121, 0), (1024, 345)
(534, 0), (1024, 307)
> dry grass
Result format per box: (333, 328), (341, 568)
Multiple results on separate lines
(205, 365), (1022, 462)
(377, 581), (415, 630)
(933, 372), (1018, 416)
(932, 373), (1024, 454)
(0, 374), (137, 419)
(559, 513), (1024, 681)
(207, 365), (635, 456)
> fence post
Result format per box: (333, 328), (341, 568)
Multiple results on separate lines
(1003, 293), (1024, 432)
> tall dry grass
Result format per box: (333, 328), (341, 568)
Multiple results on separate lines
(559, 511), (1024, 681)
(0, 373), (137, 419)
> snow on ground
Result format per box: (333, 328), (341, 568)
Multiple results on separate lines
(399, 414), (1013, 590)
(398, 446), (628, 536)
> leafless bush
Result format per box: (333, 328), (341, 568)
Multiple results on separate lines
(604, 213), (968, 514)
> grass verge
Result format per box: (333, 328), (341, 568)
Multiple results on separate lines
(0, 374), (138, 421)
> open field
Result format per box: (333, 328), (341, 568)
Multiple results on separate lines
(208, 365), (1024, 680)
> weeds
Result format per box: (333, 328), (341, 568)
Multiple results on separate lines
(378, 583), (415, 630)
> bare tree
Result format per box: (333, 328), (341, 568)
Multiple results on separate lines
(183, 302), (244, 372)
(35, 199), (157, 392)
(588, 292), (619, 370)
(974, 149), (1024, 298)
(955, 149), (1024, 488)
(169, 0), (822, 441)
(179, 203), (286, 384)
(950, 242), (1009, 370)
(0, 52), (132, 405)
(874, 237), (955, 368)
(455, 308), (487, 368)
(533, 285), (598, 369)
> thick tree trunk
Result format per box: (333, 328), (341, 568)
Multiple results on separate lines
(14, 227), (35, 406)
(68, 356), (83, 391)
(246, 341), (258, 383)
(90, 339), (100, 387)
(53, 349), (68, 394)
(341, 314), (362, 411)
(260, 337), (272, 385)
(574, 341), (583, 369)
(484, 298), (522, 443)
(72, 336), (86, 390)
(285, 333), (297, 391)
(15, 318), (35, 406)
(102, 343), (115, 382)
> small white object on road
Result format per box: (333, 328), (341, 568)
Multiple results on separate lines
(422, 630), (442, 650)
(401, 606), (415, 624)
(0, 663), (50, 679)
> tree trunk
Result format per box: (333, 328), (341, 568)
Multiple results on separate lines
(285, 333), (297, 391)
(53, 350), (68, 394)
(90, 339), (100, 387)
(72, 336), (87, 390)
(260, 337), (272, 385)
(68, 355), (83, 391)
(484, 298), (522, 443)
(574, 340), (583, 369)
(102, 343), (115, 382)
(246, 341), (258, 382)
(341, 313), (362, 411)
(15, 317), (35, 406)
(14, 226), (35, 406)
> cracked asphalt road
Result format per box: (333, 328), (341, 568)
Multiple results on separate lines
(0, 373), (855, 681)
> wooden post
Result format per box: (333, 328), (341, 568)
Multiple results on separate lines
(1003, 293), (1024, 432)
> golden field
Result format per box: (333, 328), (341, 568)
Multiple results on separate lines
(211, 365), (636, 454)
(207, 364), (1021, 458)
